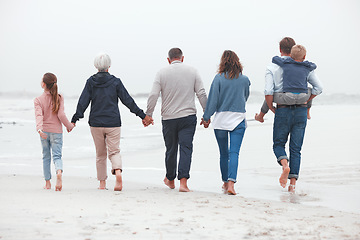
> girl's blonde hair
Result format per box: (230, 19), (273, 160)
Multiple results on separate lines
(43, 73), (60, 113)
(291, 45), (307, 61)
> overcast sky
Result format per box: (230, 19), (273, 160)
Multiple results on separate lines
(1, 0), (359, 96)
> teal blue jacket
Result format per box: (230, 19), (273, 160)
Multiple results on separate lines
(203, 73), (250, 122)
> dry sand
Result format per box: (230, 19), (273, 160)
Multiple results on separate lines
(0, 174), (359, 240)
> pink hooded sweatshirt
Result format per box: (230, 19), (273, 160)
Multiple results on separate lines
(34, 91), (73, 133)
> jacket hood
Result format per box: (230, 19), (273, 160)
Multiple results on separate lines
(90, 72), (116, 88)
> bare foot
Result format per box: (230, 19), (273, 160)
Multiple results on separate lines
(288, 184), (296, 193)
(288, 178), (296, 193)
(55, 171), (62, 191)
(44, 180), (51, 189)
(222, 182), (228, 193)
(255, 113), (265, 123)
(179, 178), (191, 192)
(114, 170), (122, 191)
(179, 186), (191, 192)
(227, 181), (236, 195)
(227, 189), (236, 195)
(163, 177), (175, 189)
(98, 180), (107, 190)
(279, 166), (290, 188)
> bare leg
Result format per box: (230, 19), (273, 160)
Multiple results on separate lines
(98, 180), (106, 190)
(44, 180), (51, 189)
(279, 159), (290, 188)
(163, 177), (175, 189)
(255, 100), (269, 123)
(55, 170), (62, 191)
(179, 178), (191, 192)
(288, 178), (296, 193)
(114, 169), (122, 191)
(255, 112), (265, 123)
(227, 181), (236, 195)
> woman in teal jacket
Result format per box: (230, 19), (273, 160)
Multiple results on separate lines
(202, 50), (250, 195)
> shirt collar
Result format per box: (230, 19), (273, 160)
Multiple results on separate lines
(171, 60), (182, 64)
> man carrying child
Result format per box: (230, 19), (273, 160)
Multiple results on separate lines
(256, 37), (323, 192)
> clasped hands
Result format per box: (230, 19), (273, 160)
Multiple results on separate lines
(67, 122), (76, 133)
(142, 115), (154, 127)
(200, 118), (210, 128)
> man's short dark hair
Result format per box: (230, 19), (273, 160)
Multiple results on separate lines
(168, 48), (183, 60)
(279, 37), (296, 55)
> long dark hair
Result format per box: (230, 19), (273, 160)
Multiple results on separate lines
(43, 73), (60, 113)
(218, 50), (243, 79)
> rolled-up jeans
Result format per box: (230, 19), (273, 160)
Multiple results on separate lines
(273, 106), (307, 180)
(214, 120), (246, 183)
(90, 127), (122, 181)
(40, 132), (63, 181)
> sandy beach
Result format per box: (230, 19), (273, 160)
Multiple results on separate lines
(0, 174), (359, 240)
(0, 95), (360, 239)
(1, 0), (360, 238)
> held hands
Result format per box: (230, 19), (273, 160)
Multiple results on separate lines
(67, 122), (76, 133)
(142, 115), (154, 127)
(200, 118), (211, 128)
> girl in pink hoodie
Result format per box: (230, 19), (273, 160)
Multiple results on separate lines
(34, 73), (74, 191)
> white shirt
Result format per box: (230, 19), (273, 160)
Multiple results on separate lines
(212, 111), (246, 131)
(264, 56), (323, 96)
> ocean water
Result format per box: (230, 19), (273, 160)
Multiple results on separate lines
(0, 93), (359, 214)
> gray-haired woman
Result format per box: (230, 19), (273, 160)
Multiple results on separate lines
(71, 53), (153, 191)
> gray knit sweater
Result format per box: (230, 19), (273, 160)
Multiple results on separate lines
(146, 60), (207, 120)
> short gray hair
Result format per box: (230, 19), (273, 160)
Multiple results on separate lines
(168, 48), (183, 60)
(94, 53), (111, 72)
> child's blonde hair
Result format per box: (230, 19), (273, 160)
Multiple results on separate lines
(290, 45), (307, 61)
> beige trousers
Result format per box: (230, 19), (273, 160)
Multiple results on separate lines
(90, 127), (122, 181)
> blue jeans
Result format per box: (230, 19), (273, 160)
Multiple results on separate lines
(273, 106), (307, 180)
(214, 120), (246, 183)
(162, 115), (197, 180)
(40, 132), (63, 180)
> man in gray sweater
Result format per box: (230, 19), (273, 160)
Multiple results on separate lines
(146, 48), (207, 192)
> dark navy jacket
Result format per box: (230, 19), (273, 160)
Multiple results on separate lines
(71, 72), (146, 127)
(272, 56), (317, 93)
